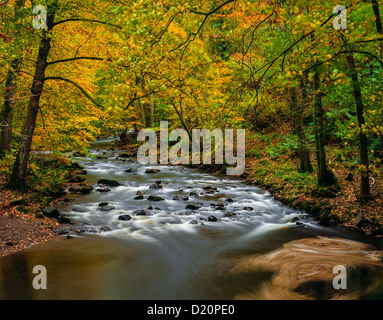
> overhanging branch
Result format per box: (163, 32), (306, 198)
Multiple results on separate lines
(53, 18), (122, 29)
(46, 56), (108, 66)
(43, 76), (101, 107)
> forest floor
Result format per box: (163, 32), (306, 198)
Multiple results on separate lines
(0, 185), (59, 256)
(0, 157), (92, 257)
(238, 126), (383, 238)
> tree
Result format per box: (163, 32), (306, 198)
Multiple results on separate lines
(313, 69), (336, 187)
(8, 0), (116, 190)
(346, 53), (371, 199)
(289, 85), (313, 173)
(0, 0), (26, 156)
(8, 0), (58, 191)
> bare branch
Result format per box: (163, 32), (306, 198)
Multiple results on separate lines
(124, 89), (161, 110)
(189, 0), (236, 16)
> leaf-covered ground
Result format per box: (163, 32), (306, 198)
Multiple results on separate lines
(0, 188), (59, 257)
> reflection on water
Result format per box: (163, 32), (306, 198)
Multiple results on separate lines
(230, 237), (383, 300)
(1, 140), (383, 300)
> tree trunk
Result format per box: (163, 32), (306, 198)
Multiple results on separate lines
(313, 70), (336, 186)
(0, 60), (19, 156)
(289, 86), (313, 173)
(346, 53), (371, 199)
(8, 4), (57, 191)
(0, 0), (26, 157)
(371, 0), (383, 35)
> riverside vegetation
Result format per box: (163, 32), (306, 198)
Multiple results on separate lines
(0, 0), (382, 255)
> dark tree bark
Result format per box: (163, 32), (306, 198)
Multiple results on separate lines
(289, 86), (313, 173)
(8, 2), (57, 191)
(346, 53), (371, 199)
(371, 0), (383, 35)
(0, 60), (19, 156)
(371, 0), (383, 155)
(313, 70), (336, 187)
(0, 0), (26, 157)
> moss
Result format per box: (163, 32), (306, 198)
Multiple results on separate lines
(68, 175), (86, 183)
(30, 193), (48, 206)
(16, 205), (29, 214)
(10, 197), (29, 207)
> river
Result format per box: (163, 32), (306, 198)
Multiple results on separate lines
(1, 139), (383, 300)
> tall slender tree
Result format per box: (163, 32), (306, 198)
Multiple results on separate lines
(8, 0), (58, 191)
(289, 85), (312, 173)
(346, 53), (371, 200)
(313, 69), (336, 187)
(8, 0), (115, 191)
(0, 0), (26, 157)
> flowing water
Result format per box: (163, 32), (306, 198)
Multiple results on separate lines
(1, 139), (383, 300)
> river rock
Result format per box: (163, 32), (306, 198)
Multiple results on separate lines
(58, 216), (71, 224)
(99, 205), (116, 212)
(203, 185), (218, 194)
(118, 214), (132, 221)
(134, 195), (144, 200)
(80, 185), (93, 194)
(223, 211), (236, 217)
(97, 179), (121, 187)
(96, 188), (111, 193)
(42, 207), (60, 219)
(149, 181), (163, 189)
(243, 206), (254, 211)
(203, 185), (217, 190)
(53, 228), (69, 235)
(98, 202), (109, 207)
(148, 195), (165, 201)
(125, 168), (138, 173)
(207, 215), (218, 222)
(145, 168), (161, 174)
(186, 204), (200, 210)
(212, 203), (225, 210)
(133, 209), (149, 216)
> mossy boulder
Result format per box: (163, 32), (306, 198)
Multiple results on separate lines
(97, 179), (121, 187)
